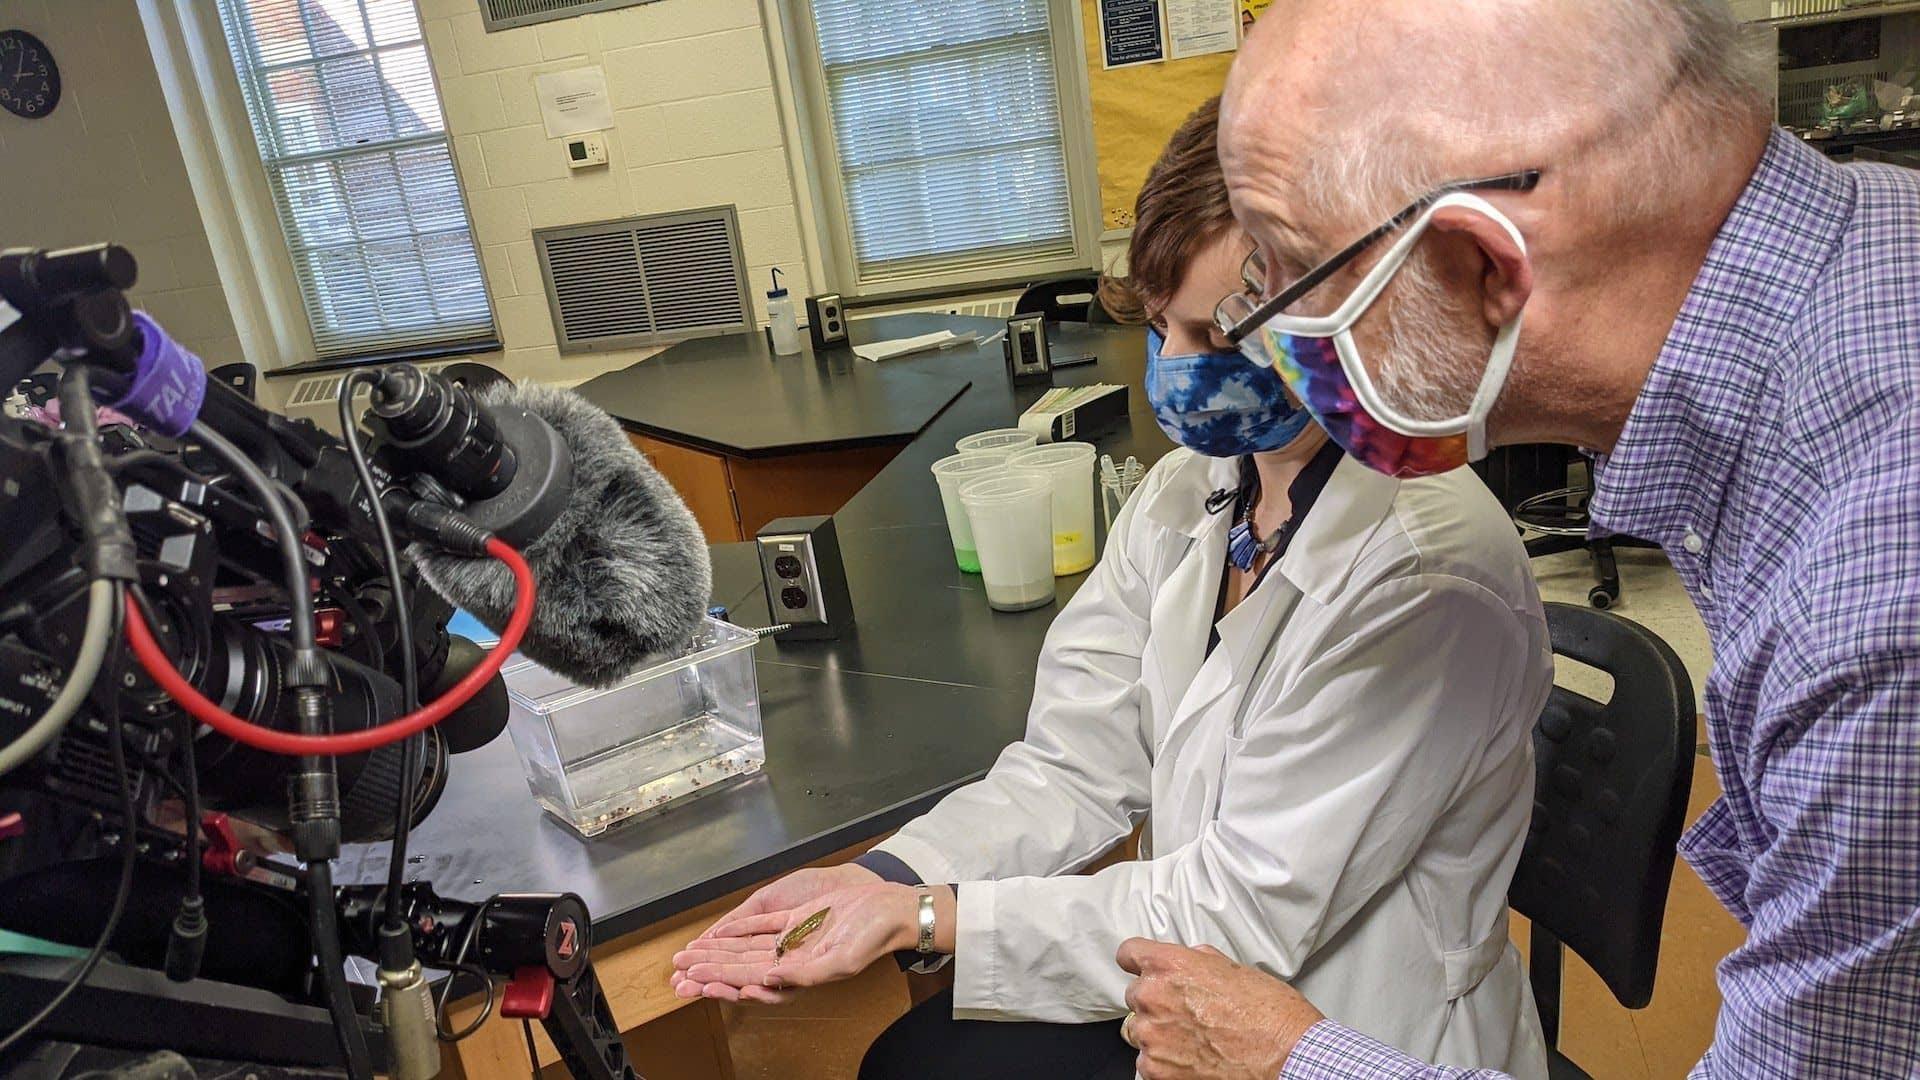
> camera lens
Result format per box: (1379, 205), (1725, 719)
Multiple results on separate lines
(773, 555), (802, 579)
(780, 586), (809, 610)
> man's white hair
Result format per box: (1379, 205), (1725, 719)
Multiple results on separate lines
(1295, 0), (1774, 229)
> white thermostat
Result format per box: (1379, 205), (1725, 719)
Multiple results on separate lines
(564, 132), (608, 170)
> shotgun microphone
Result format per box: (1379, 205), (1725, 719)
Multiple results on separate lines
(399, 379), (712, 688)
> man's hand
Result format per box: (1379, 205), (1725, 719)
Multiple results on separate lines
(669, 863), (881, 1002)
(1117, 939), (1325, 1080)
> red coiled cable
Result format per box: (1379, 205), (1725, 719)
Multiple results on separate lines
(123, 537), (533, 757)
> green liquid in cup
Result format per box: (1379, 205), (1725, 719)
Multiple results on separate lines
(955, 547), (980, 573)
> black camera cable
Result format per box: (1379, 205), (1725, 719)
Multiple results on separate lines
(168, 662), (207, 983)
(336, 372), (421, 946)
(185, 420), (373, 1080)
(338, 369), (444, 1075)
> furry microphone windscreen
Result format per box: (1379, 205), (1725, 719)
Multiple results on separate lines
(412, 382), (712, 688)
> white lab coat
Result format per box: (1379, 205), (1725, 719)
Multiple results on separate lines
(874, 449), (1551, 1077)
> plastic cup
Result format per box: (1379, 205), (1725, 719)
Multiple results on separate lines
(959, 473), (1056, 612)
(954, 428), (1038, 464)
(1100, 463), (1144, 530)
(1100, 474), (1129, 531)
(1007, 442), (1098, 576)
(931, 454), (1006, 572)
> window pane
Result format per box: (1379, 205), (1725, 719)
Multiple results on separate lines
(378, 45), (442, 135)
(338, 155), (410, 240)
(276, 159), (355, 247)
(365, 0), (423, 47)
(810, 0), (1077, 281)
(828, 42), (1062, 168)
(308, 246), (375, 331)
(394, 145), (468, 234)
(365, 237), (432, 320)
(305, 0), (370, 57)
(848, 144), (1071, 265)
(320, 54), (395, 148)
(813, 0), (1049, 67)
(420, 232), (493, 325)
(244, 0), (312, 66)
(217, 0), (494, 358)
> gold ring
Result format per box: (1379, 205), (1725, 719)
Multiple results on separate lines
(1121, 1010), (1138, 1048)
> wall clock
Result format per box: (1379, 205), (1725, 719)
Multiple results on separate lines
(0, 30), (60, 120)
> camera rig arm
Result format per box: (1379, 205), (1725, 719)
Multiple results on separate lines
(335, 884), (637, 1080)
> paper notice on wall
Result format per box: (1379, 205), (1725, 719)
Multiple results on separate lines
(1100, 0), (1165, 69)
(535, 66), (613, 139)
(1167, 0), (1237, 59)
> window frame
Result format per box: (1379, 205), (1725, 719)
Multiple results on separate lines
(780, 0), (1102, 300)
(211, 0), (499, 364)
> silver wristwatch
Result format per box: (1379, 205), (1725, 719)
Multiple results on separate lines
(915, 886), (936, 955)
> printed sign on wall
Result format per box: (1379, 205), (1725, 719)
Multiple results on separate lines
(1101, 0), (1166, 68)
(1167, 0), (1237, 59)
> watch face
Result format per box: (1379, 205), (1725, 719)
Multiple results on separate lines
(0, 30), (60, 120)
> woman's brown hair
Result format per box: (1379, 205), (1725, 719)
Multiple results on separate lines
(1096, 96), (1234, 325)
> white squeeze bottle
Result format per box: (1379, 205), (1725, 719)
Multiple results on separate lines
(766, 268), (802, 356)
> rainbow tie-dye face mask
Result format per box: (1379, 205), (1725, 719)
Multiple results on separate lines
(1251, 331), (1469, 479)
(1223, 192), (1528, 480)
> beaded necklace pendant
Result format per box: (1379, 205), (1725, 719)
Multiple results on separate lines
(1227, 517), (1285, 572)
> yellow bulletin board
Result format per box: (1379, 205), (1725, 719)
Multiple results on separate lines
(1080, 0), (1268, 231)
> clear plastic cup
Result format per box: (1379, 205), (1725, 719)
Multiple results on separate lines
(1007, 442), (1098, 576)
(954, 428), (1038, 464)
(931, 454), (1006, 572)
(959, 473), (1056, 612)
(1100, 456), (1145, 530)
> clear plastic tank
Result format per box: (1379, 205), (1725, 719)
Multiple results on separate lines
(502, 617), (765, 838)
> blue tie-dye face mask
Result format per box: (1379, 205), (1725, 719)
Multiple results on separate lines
(1145, 329), (1315, 457)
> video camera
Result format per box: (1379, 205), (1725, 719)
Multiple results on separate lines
(0, 244), (636, 1080)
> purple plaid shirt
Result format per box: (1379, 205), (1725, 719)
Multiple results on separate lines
(1286, 129), (1920, 1078)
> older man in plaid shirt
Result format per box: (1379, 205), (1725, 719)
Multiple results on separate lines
(1115, 1), (1920, 1078)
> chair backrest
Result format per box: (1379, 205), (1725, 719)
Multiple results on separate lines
(1511, 603), (1696, 1015)
(436, 361), (513, 396)
(208, 361), (258, 402)
(16, 371), (59, 407)
(1014, 276), (1104, 323)
(1472, 443), (1575, 514)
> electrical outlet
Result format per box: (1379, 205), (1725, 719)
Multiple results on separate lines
(755, 516), (854, 641)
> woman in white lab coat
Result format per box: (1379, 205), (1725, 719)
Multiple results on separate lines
(670, 100), (1551, 1080)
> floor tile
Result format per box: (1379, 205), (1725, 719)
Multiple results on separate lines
(1631, 765), (1745, 1077)
(1511, 906), (1653, 1079)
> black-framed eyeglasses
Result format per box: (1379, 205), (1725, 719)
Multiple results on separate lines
(1216, 168), (1543, 343)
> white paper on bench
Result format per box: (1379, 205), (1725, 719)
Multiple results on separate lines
(852, 330), (971, 362)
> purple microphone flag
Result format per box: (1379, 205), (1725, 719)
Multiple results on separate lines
(111, 311), (208, 436)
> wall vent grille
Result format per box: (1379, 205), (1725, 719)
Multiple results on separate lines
(535, 207), (751, 354)
(480, 0), (659, 33)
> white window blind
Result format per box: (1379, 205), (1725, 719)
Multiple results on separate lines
(807, 0), (1082, 285)
(214, 0), (495, 360)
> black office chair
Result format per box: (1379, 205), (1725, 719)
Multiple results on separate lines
(436, 360), (513, 395)
(1515, 473), (1624, 610)
(1479, 444), (1656, 609)
(209, 361), (258, 402)
(1511, 603), (1696, 1079)
(13, 371), (59, 409)
(1014, 275), (1118, 324)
